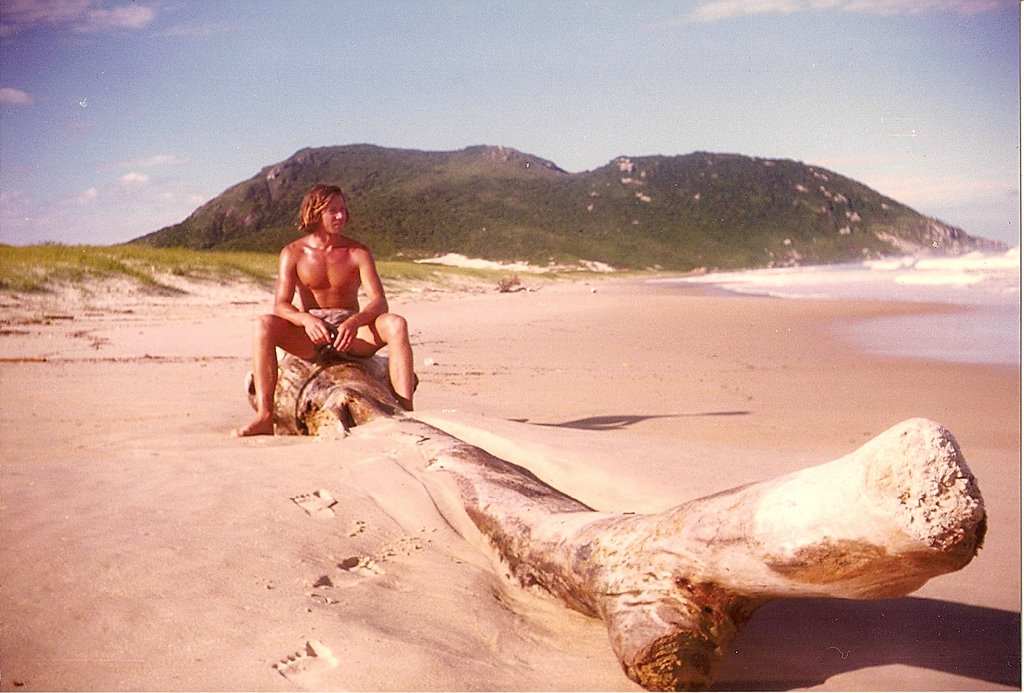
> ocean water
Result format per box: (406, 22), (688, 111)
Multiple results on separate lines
(653, 248), (1021, 365)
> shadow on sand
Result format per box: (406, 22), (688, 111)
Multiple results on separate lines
(511, 411), (751, 431)
(713, 596), (1021, 690)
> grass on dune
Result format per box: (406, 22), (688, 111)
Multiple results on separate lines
(0, 244), (280, 294)
(0, 244), (594, 296)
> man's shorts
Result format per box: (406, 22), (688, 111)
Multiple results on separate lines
(308, 308), (354, 362)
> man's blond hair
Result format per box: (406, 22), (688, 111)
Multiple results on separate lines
(298, 184), (346, 233)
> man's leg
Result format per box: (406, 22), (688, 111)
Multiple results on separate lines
(381, 313), (415, 411)
(353, 313), (415, 411)
(234, 314), (317, 436)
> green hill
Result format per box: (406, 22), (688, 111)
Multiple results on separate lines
(131, 145), (1003, 270)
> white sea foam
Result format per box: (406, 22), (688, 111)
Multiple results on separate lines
(653, 248), (1021, 365)
(661, 247), (1020, 307)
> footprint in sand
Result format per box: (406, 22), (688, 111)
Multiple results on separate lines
(311, 574), (334, 588)
(274, 640), (339, 683)
(334, 532), (431, 576)
(291, 489), (337, 518)
(306, 576), (341, 606)
(308, 530), (434, 597)
(307, 593), (339, 607)
(338, 555), (384, 577)
(378, 532), (432, 559)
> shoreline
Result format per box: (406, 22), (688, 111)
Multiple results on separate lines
(0, 277), (1019, 691)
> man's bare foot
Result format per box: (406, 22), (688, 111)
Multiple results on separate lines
(233, 416), (274, 437)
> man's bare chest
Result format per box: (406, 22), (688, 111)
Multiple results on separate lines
(296, 250), (360, 292)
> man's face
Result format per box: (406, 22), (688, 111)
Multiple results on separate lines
(321, 195), (348, 234)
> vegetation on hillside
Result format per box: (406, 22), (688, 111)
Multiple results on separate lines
(131, 145), (1002, 271)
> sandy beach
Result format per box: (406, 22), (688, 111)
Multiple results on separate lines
(0, 276), (1019, 691)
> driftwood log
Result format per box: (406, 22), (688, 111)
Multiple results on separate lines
(247, 355), (987, 691)
(245, 353), (406, 435)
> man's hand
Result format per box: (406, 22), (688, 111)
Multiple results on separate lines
(302, 314), (335, 347)
(331, 317), (359, 352)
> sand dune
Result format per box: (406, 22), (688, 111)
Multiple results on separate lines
(0, 277), (1018, 690)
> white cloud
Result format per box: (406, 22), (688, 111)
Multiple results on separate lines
(0, 0), (92, 27)
(118, 172), (151, 185)
(76, 187), (99, 204)
(667, 0), (1013, 24)
(687, 0), (802, 23)
(116, 154), (188, 169)
(0, 189), (30, 207)
(0, 0), (155, 36)
(0, 87), (34, 105)
(74, 4), (156, 33)
(0, 178), (212, 245)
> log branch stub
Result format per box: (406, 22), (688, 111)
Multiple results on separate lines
(250, 355), (987, 691)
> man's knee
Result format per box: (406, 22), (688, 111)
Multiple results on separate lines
(254, 313), (291, 346)
(254, 313), (276, 337)
(377, 313), (409, 343)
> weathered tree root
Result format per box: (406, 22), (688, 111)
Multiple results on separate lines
(249, 356), (986, 691)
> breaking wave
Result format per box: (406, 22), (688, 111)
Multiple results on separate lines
(663, 247), (1020, 307)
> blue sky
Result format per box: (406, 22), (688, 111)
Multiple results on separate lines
(1, 0), (1020, 247)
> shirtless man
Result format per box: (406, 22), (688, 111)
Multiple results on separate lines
(234, 184), (415, 436)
